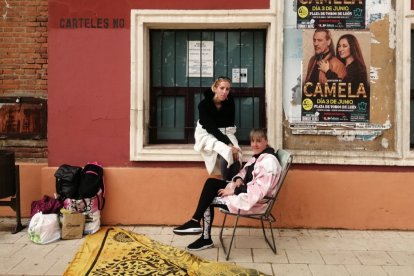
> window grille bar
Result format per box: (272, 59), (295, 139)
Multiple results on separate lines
(174, 31), (177, 128)
(252, 31), (256, 127)
(238, 30), (242, 130)
(160, 31), (164, 128)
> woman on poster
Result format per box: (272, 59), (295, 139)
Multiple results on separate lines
(319, 33), (369, 94)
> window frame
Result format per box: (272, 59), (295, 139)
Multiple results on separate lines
(403, 1), (414, 159)
(130, 7), (282, 162)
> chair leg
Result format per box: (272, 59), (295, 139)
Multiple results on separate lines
(225, 215), (239, 261)
(261, 219), (277, 254)
(219, 213), (240, 261)
(219, 213), (228, 254)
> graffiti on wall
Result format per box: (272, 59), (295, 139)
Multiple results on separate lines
(59, 18), (125, 29)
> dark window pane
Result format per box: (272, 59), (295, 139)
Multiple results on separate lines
(156, 96), (185, 140)
(149, 29), (266, 144)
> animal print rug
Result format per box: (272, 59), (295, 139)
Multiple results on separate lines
(63, 227), (268, 276)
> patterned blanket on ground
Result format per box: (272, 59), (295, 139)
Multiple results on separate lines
(64, 227), (268, 276)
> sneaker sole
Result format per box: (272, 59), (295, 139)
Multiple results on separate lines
(187, 243), (214, 251)
(173, 228), (202, 235)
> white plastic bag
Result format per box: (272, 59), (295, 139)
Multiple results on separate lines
(28, 212), (61, 244)
(83, 210), (100, 235)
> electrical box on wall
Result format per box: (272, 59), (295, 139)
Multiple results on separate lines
(232, 68), (248, 83)
(0, 97), (47, 139)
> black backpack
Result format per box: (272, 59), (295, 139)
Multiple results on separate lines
(78, 162), (104, 199)
(55, 162), (105, 202)
(54, 164), (82, 199)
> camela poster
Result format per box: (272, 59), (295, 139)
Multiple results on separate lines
(297, 0), (366, 29)
(301, 29), (370, 123)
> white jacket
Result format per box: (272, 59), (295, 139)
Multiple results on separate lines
(194, 121), (241, 174)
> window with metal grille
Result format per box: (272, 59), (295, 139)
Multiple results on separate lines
(149, 29), (266, 145)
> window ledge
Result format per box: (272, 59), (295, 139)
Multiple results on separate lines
(132, 144), (253, 162)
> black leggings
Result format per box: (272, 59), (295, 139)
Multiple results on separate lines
(219, 155), (241, 181)
(192, 178), (229, 239)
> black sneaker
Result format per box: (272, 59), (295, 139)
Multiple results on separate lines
(173, 220), (202, 235)
(187, 237), (213, 251)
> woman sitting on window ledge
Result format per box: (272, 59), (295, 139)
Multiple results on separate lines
(194, 76), (242, 181)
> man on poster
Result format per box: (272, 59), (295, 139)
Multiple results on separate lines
(304, 29), (346, 86)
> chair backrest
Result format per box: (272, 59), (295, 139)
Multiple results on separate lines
(263, 149), (293, 218)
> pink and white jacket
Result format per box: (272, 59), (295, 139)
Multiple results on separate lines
(221, 149), (282, 214)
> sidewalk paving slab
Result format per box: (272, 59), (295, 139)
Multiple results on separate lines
(1, 217), (414, 276)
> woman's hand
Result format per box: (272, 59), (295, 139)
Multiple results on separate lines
(229, 145), (241, 162)
(318, 60), (330, 73)
(234, 178), (244, 188)
(218, 187), (234, 197)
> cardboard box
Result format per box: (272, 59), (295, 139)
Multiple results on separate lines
(61, 213), (85, 239)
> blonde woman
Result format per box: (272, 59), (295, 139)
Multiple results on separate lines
(194, 76), (242, 181)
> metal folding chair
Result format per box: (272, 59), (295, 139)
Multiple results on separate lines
(219, 149), (293, 260)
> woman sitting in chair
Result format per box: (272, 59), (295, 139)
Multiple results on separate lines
(173, 128), (282, 251)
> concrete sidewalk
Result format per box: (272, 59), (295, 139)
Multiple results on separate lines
(1, 217), (414, 276)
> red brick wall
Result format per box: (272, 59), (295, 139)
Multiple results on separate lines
(0, 0), (48, 160)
